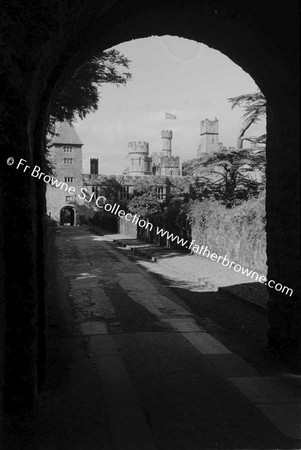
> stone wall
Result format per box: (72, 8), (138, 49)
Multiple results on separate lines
(120, 197), (267, 275)
(119, 214), (138, 238)
(189, 199), (267, 274)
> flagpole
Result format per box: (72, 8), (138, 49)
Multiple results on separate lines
(165, 112), (177, 130)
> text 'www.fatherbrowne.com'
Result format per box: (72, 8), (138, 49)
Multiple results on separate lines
(154, 228), (293, 297)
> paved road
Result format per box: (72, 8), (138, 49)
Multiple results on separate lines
(34, 227), (301, 450)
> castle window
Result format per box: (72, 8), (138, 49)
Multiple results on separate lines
(156, 187), (165, 200)
(48, 211), (52, 218)
(64, 177), (74, 183)
(120, 186), (130, 200)
(66, 196), (71, 203)
(63, 158), (74, 164)
(63, 146), (74, 153)
(92, 186), (98, 196)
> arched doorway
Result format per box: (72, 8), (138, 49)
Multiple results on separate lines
(60, 206), (75, 226)
(0, 0), (299, 420)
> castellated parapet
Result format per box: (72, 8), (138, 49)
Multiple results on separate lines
(200, 118), (219, 135)
(198, 117), (219, 156)
(125, 131), (181, 177)
(127, 141), (151, 175)
(151, 153), (181, 177)
(160, 155), (181, 176)
(128, 141), (149, 154)
(161, 130), (172, 139)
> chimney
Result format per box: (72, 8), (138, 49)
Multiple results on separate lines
(90, 158), (98, 175)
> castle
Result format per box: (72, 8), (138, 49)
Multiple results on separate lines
(46, 117), (234, 225)
(46, 122), (175, 225)
(124, 130), (181, 176)
(197, 117), (235, 155)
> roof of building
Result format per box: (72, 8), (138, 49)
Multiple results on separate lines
(52, 121), (83, 145)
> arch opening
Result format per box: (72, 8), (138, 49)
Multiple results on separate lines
(0, 1), (299, 428)
(60, 206), (75, 226)
(37, 6), (296, 362)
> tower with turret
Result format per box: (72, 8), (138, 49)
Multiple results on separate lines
(197, 118), (219, 156)
(126, 141), (152, 175)
(150, 129), (181, 176)
(90, 158), (99, 174)
(125, 129), (181, 177)
(161, 130), (172, 157)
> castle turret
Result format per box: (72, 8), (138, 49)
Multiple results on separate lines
(197, 118), (219, 156)
(161, 130), (172, 157)
(90, 158), (98, 174)
(159, 156), (181, 177)
(127, 141), (151, 175)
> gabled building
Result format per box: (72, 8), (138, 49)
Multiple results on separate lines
(46, 121), (85, 225)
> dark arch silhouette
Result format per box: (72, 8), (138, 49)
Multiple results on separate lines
(60, 206), (75, 226)
(0, 0), (299, 423)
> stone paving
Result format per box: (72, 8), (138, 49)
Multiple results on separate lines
(92, 228), (268, 309)
(34, 226), (300, 449)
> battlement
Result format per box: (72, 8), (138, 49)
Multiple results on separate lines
(126, 129), (181, 177)
(160, 156), (180, 168)
(90, 158), (98, 175)
(200, 118), (219, 135)
(128, 141), (149, 154)
(161, 130), (172, 140)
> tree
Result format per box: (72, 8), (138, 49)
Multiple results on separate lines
(127, 190), (163, 217)
(183, 148), (266, 207)
(48, 49), (131, 132)
(126, 178), (166, 216)
(228, 91), (266, 149)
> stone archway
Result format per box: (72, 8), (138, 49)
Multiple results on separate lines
(0, 0), (299, 424)
(60, 206), (76, 226)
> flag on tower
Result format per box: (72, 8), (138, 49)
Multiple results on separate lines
(165, 112), (177, 119)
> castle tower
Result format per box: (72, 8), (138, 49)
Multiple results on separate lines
(161, 130), (172, 157)
(127, 141), (152, 175)
(90, 158), (98, 174)
(197, 118), (219, 156)
(159, 156), (181, 177)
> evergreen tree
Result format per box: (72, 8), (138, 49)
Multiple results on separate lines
(228, 91), (266, 149)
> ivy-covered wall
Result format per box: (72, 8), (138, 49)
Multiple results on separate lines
(120, 195), (266, 273)
(188, 197), (266, 273)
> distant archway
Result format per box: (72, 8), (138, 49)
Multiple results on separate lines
(60, 206), (75, 226)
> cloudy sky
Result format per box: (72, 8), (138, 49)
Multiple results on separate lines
(75, 36), (266, 175)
